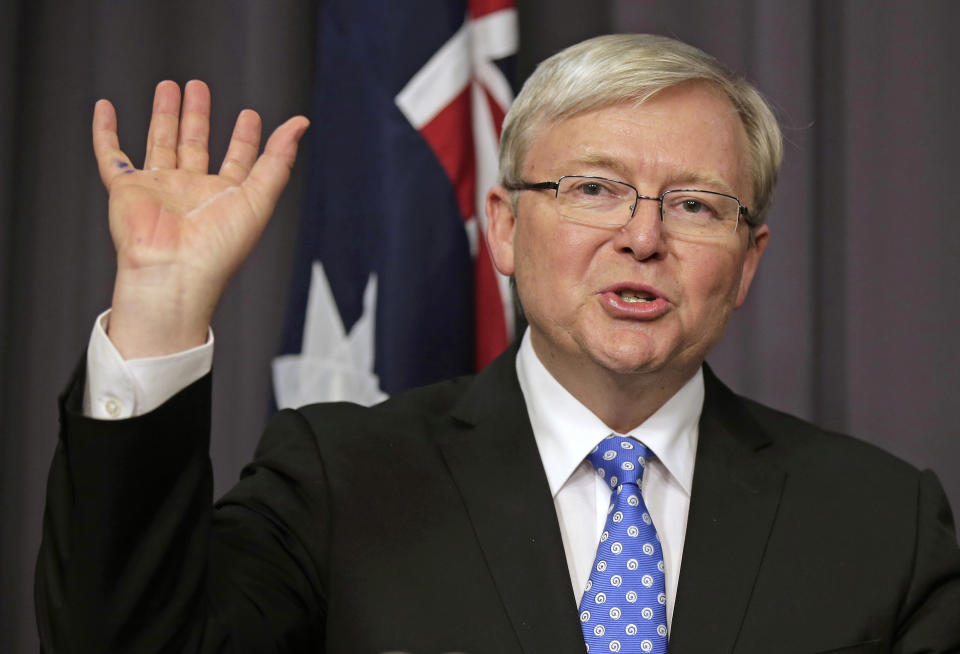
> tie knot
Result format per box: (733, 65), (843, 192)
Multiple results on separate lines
(586, 435), (651, 488)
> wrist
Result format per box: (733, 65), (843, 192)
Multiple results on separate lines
(108, 269), (216, 359)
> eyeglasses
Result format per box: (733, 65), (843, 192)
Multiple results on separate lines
(505, 175), (751, 237)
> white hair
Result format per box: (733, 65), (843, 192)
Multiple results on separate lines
(499, 34), (783, 229)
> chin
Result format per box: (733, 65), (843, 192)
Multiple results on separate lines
(582, 332), (671, 376)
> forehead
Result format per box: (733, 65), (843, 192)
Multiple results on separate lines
(523, 82), (753, 202)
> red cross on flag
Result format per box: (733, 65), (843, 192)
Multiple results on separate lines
(275, 0), (518, 407)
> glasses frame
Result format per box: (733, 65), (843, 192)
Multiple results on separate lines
(506, 175), (753, 236)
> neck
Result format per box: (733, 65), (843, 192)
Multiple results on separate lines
(529, 337), (700, 434)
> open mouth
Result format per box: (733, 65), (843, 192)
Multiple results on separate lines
(616, 289), (657, 303)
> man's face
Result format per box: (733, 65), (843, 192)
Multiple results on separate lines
(486, 81), (769, 385)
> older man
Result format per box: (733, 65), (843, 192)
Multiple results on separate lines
(38, 34), (959, 654)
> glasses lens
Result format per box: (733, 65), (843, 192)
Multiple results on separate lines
(555, 176), (635, 226)
(661, 190), (740, 236)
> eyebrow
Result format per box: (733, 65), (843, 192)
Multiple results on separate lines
(561, 152), (740, 197)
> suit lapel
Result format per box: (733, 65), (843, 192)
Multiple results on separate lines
(668, 367), (786, 654)
(436, 347), (586, 654)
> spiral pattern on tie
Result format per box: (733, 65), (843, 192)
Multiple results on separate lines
(578, 435), (668, 654)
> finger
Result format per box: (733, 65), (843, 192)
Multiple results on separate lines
(218, 109), (262, 184)
(241, 116), (310, 219)
(177, 80), (211, 173)
(143, 81), (182, 170)
(92, 99), (136, 189)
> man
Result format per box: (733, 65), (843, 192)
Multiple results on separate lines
(37, 34), (960, 653)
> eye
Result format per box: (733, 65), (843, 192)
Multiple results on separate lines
(660, 191), (745, 236)
(554, 177), (635, 226)
(570, 179), (620, 197)
(562, 177), (635, 201)
(664, 193), (724, 221)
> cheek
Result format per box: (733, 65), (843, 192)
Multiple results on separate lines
(516, 220), (599, 279)
(677, 246), (746, 313)
(511, 224), (558, 311)
(513, 223), (608, 324)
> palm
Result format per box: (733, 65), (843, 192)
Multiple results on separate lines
(93, 80), (308, 358)
(108, 169), (257, 277)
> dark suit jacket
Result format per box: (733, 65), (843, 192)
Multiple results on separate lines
(37, 348), (960, 653)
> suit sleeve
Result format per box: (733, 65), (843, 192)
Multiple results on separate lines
(36, 362), (330, 653)
(893, 469), (960, 652)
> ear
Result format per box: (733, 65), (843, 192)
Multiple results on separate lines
(734, 224), (770, 308)
(485, 185), (517, 276)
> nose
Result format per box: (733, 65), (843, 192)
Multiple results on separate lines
(611, 195), (666, 260)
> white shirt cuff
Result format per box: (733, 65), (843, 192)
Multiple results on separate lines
(83, 309), (214, 419)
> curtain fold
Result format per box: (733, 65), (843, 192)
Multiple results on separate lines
(0, 3), (317, 651)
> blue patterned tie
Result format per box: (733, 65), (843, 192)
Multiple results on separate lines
(579, 435), (668, 654)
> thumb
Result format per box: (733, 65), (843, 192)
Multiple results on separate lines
(241, 116), (310, 221)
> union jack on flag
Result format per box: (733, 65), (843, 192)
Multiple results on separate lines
(273, 0), (518, 408)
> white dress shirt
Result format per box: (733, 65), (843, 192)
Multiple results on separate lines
(84, 315), (702, 630)
(83, 310), (213, 419)
(515, 330), (702, 630)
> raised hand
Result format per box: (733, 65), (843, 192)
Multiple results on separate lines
(93, 80), (309, 359)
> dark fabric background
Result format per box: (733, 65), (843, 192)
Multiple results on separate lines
(2, 1), (957, 650)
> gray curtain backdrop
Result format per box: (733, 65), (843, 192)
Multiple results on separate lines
(2, 1), (957, 651)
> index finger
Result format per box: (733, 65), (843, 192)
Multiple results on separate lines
(92, 99), (135, 189)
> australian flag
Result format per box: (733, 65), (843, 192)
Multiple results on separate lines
(273, 0), (517, 408)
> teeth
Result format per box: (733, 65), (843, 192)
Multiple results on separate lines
(618, 290), (654, 303)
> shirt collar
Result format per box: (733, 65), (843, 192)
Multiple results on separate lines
(516, 329), (702, 498)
